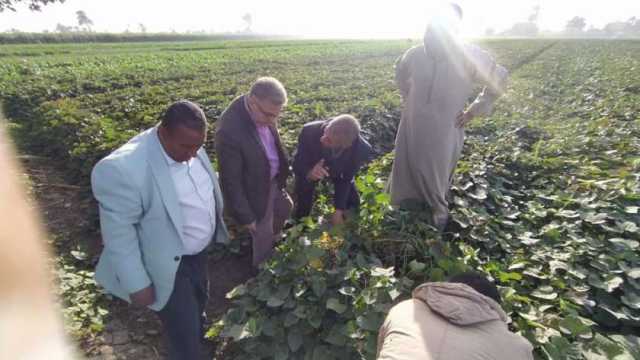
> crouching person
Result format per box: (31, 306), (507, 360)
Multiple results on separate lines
(377, 272), (534, 360)
(292, 114), (373, 225)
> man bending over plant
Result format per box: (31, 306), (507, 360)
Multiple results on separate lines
(292, 114), (373, 225)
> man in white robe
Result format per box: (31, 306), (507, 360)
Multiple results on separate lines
(388, 4), (509, 230)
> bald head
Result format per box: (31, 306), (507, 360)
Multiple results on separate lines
(324, 114), (361, 149)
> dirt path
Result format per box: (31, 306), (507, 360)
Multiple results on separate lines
(18, 153), (254, 359)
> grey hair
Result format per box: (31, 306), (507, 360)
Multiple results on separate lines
(326, 114), (361, 148)
(249, 77), (288, 106)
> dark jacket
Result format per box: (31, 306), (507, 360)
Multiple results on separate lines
(215, 95), (290, 225)
(292, 120), (373, 209)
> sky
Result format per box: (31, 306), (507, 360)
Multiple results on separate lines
(0, 0), (638, 38)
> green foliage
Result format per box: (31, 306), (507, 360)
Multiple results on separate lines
(54, 251), (109, 338)
(0, 39), (638, 358)
(219, 224), (407, 360)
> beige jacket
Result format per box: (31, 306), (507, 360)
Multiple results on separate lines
(377, 283), (534, 360)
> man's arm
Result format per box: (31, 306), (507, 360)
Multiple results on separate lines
(292, 126), (315, 178)
(215, 129), (256, 226)
(394, 49), (413, 99)
(91, 160), (152, 302)
(332, 140), (373, 211)
(465, 45), (509, 119)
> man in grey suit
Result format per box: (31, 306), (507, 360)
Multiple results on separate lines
(92, 100), (229, 359)
(216, 77), (292, 268)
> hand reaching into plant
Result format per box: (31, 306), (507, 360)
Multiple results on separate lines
(307, 159), (329, 181)
(331, 209), (345, 226)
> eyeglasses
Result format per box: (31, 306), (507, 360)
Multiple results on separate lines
(252, 98), (280, 120)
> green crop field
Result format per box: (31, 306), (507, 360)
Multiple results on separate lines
(1, 39), (639, 359)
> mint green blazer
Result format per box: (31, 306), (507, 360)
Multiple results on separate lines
(91, 126), (229, 311)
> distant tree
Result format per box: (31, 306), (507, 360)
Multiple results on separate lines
(242, 12), (252, 33)
(0, 0), (64, 12)
(76, 10), (93, 31)
(527, 5), (540, 23)
(502, 5), (540, 37)
(565, 16), (586, 35)
(627, 17), (640, 36)
(502, 22), (539, 37)
(602, 17), (640, 38)
(55, 23), (72, 33)
(138, 23), (147, 34)
(603, 21), (628, 37)
(485, 28), (495, 37)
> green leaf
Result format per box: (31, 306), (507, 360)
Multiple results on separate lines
(558, 315), (592, 338)
(274, 344), (289, 360)
(311, 345), (333, 360)
(608, 238), (639, 250)
(361, 289), (377, 305)
(619, 264), (640, 280)
(621, 221), (638, 233)
(498, 271), (522, 282)
(371, 266), (394, 277)
(308, 313), (322, 329)
(311, 276), (327, 297)
(518, 232), (540, 245)
(374, 193), (390, 204)
(542, 336), (582, 360)
(409, 260), (426, 273)
(531, 286), (558, 300)
(588, 274), (624, 293)
(585, 212), (608, 224)
(468, 188), (487, 201)
(624, 206), (638, 214)
(338, 286), (356, 297)
(609, 335), (640, 359)
(226, 284), (247, 299)
(224, 324), (251, 340)
(284, 312), (299, 327)
(387, 288), (401, 300)
(70, 250), (88, 261)
(582, 334), (627, 359)
(557, 209), (580, 219)
(549, 260), (569, 274)
(324, 325), (347, 346)
(267, 296), (285, 308)
(287, 330), (303, 352)
(326, 298), (347, 314)
(621, 290), (640, 310)
(356, 313), (382, 331)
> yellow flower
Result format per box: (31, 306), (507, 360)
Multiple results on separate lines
(314, 232), (344, 251)
(309, 258), (324, 271)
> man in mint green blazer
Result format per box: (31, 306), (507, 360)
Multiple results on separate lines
(92, 100), (229, 359)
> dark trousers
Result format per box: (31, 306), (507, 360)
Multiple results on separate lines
(157, 252), (209, 360)
(293, 177), (360, 219)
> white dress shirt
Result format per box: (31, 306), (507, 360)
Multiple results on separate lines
(161, 148), (216, 255)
